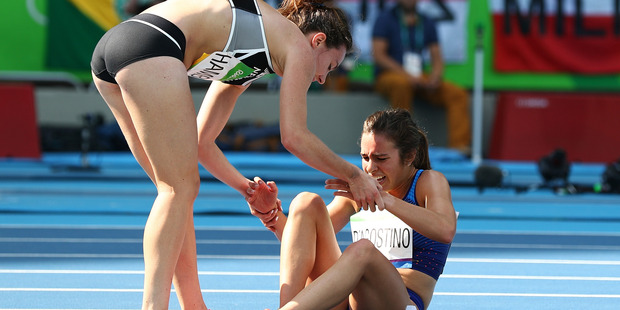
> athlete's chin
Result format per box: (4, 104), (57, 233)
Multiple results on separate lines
(378, 178), (390, 190)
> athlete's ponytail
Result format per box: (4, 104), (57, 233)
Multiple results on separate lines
(278, 0), (352, 51)
(362, 108), (432, 170)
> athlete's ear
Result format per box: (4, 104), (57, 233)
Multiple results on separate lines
(311, 32), (327, 48)
(406, 151), (416, 167)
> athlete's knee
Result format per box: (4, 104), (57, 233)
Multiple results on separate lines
(343, 239), (379, 266)
(156, 171), (201, 202)
(288, 192), (327, 218)
(183, 172), (201, 200)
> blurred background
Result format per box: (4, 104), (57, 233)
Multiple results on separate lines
(1, 1), (620, 309)
(2, 0), (620, 164)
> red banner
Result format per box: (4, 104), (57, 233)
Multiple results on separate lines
(0, 83), (41, 159)
(489, 92), (620, 163)
(492, 0), (620, 74)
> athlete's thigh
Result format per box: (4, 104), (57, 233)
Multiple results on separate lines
(350, 255), (413, 310)
(92, 74), (131, 133)
(92, 74), (156, 179)
(115, 57), (199, 183)
(92, 72), (133, 129)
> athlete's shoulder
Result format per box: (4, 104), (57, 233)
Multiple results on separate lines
(418, 169), (449, 187)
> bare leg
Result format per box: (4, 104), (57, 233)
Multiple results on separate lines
(279, 192), (343, 307)
(173, 216), (206, 309)
(92, 74), (155, 183)
(94, 75), (206, 310)
(93, 56), (206, 310)
(281, 239), (413, 310)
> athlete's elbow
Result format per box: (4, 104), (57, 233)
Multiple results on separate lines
(281, 137), (299, 155)
(438, 223), (456, 244)
(280, 130), (302, 154)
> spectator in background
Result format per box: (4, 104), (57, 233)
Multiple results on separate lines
(322, 0), (356, 92)
(372, 0), (471, 155)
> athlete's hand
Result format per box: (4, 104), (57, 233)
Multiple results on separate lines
(246, 176), (279, 214)
(248, 199), (282, 233)
(328, 170), (384, 211)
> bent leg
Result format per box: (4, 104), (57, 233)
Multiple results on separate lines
(281, 239), (412, 310)
(279, 192), (343, 307)
(111, 57), (203, 310)
(348, 240), (413, 310)
(93, 72), (206, 310)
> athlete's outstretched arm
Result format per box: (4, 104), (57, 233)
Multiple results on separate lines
(197, 81), (255, 197)
(277, 44), (384, 212)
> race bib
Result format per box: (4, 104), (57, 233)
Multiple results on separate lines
(350, 209), (413, 262)
(188, 51), (256, 82)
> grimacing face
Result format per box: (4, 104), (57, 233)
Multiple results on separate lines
(360, 132), (414, 197)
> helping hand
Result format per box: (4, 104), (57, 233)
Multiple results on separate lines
(248, 198), (282, 233)
(246, 176), (279, 214)
(326, 172), (384, 211)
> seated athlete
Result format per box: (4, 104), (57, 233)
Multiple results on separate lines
(249, 108), (457, 310)
(91, 0), (383, 309)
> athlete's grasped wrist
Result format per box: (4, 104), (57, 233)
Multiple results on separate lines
(252, 198), (281, 215)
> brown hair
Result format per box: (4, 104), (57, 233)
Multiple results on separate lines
(278, 0), (353, 51)
(362, 108), (431, 170)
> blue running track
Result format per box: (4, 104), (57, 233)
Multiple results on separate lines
(1, 150), (619, 309)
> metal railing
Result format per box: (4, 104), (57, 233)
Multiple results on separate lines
(0, 71), (85, 90)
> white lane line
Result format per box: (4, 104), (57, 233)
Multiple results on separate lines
(2, 254), (620, 265)
(0, 237), (280, 245)
(434, 292), (620, 298)
(0, 269), (278, 276)
(0, 288), (618, 298)
(440, 274), (620, 281)
(1, 270), (617, 281)
(0, 253), (279, 259)
(452, 243), (620, 251)
(4, 238), (620, 253)
(0, 288), (278, 294)
(3, 238), (620, 250)
(448, 258), (620, 265)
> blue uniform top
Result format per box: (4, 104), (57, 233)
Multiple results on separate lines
(397, 169), (451, 281)
(372, 4), (439, 77)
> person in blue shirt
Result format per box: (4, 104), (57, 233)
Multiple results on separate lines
(249, 108), (457, 310)
(372, 0), (471, 155)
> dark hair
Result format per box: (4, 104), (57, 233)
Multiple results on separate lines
(362, 108), (431, 170)
(278, 0), (353, 52)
